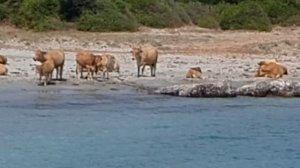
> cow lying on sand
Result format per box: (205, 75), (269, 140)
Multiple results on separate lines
(130, 46), (158, 77)
(186, 67), (202, 78)
(0, 55), (8, 75)
(256, 59), (288, 79)
(33, 49), (65, 80)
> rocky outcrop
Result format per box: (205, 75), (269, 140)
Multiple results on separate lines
(155, 81), (236, 97)
(155, 80), (300, 97)
(237, 80), (300, 97)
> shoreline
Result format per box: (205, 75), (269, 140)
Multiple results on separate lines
(0, 26), (299, 97)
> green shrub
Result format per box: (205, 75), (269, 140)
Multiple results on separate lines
(256, 0), (300, 26)
(283, 14), (300, 26)
(126, 0), (185, 28)
(13, 0), (63, 31)
(0, 4), (7, 21)
(183, 2), (208, 24)
(257, 0), (291, 24)
(172, 2), (192, 25)
(218, 1), (272, 31)
(78, 0), (138, 32)
(197, 16), (219, 29)
(0, 0), (298, 32)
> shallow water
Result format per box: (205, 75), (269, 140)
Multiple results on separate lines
(0, 85), (300, 168)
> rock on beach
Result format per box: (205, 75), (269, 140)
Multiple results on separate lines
(155, 80), (300, 97)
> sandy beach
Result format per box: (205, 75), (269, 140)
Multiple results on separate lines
(0, 26), (299, 92)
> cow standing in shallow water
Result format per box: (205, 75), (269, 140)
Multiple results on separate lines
(130, 46), (158, 77)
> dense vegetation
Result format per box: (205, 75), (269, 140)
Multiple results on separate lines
(0, 0), (299, 31)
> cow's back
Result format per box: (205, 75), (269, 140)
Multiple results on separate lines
(140, 47), (158, 65)
(76, 51), (95, 68)
(45, 50), (65, 68)
(100, 55), (115, 72)
(41, 60), (55, 74)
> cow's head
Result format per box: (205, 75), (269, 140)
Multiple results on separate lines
(130, 47), (142, 61)
(33, 49), (47, 62)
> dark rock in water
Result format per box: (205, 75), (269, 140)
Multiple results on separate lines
(155, 81), (236, 97)
(237, 80), (300, 97)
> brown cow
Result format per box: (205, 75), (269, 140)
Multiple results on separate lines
(257, 59), (278, 66)
(0, 64), (7, 75)
(75, 50), (102, 80)
(256, 61), (288, 79)
(33, 49), (65, 80)
(131, 46), (158, 77)
(0, 55), (7, 65)
(186, 67), (202, 78)
(36, 59), (55, 86)
(96, 54), (119, 79)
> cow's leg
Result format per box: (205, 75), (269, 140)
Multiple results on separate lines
(87, 69), (91, 80)
(106, 71), (109, 79)
(152, 64), (156, 77)
(141, 65), (146, 76)
(76, 65), (80, 79)
(44, 74), (48, 86)
(150, 65), (153, 76)
(80, 66), (84, 79)
(59, 65), (64, 80)
(91, 70), (94, 80)
(56, 67), (59, 79)
(49, 72), (53, 81)
(137, 64), (140, 77)
(39, 74), (42, 85)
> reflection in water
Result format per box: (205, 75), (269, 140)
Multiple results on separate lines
(34, 89), (63, 110)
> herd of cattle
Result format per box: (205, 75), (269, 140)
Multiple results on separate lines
(0, 46), (289, 86)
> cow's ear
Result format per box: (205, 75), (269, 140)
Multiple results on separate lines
(258, 61), (265, 66)
(138, 48), (142, 53)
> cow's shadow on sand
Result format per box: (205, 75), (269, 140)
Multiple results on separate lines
(37, 78), (68, 86)
(37, 81), (56, 86)
(52, 78), (67, 82)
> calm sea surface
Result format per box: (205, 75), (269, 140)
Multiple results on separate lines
(0, 84), (300, 168)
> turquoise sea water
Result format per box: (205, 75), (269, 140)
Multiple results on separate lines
(0, 85), (300, 168)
